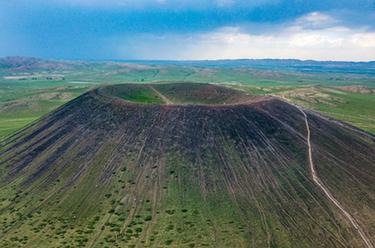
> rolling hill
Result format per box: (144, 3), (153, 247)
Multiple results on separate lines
(0, 83), (374, 248)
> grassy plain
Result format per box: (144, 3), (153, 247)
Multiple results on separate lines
(0, 84), (90, 139)
(280, 88), (375, 133)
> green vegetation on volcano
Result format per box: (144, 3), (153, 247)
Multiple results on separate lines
(118, 87), (165, 104)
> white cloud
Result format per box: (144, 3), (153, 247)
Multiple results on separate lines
(350, 32), (375, 48)
(114, 12), (375, 61)
(295, 12), (338, 29)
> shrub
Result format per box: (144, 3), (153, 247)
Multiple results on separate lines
(165, 209), (175, 215)
(166, 224), (174, 231)
(165, 239), (173, 245)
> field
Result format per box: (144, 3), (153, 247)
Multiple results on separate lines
(0, 84), (89, 138)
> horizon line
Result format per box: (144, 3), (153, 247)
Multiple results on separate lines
(1, 55), (375, 64)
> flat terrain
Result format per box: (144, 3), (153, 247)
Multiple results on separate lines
(0, 83), (374, 247)
(0, 85), (89, 138)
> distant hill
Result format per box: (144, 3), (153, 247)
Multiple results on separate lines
(129, 59), (375, 74)
(1, 56), (375, 75)
(0, 83), (374, 247)
(0, 56), (74, 72)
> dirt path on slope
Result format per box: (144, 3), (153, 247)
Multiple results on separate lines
(296, 106), (374, 248)
(149, 86), (173, 104)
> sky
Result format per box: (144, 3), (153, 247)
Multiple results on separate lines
(1, 0), (375, 61)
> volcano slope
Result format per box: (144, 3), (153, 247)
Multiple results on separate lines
(0, 83), (374, 248)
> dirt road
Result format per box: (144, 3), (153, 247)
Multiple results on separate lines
(297, 106), (374, 248)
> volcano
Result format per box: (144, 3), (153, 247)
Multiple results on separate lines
(0, 83), (374, 248)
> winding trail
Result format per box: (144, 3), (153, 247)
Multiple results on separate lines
(296, 106), (374, 248)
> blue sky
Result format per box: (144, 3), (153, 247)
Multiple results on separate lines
(1, 0), (375, 61)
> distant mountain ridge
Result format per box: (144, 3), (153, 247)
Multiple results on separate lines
(126, 59), (375, 74)
(0, 56), (73, 72)
(1, 56), (375, 74)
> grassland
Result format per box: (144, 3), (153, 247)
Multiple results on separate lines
(279, 87), (375, 133)
(0, 81), (91, 139)
(223, 84), (375, 133)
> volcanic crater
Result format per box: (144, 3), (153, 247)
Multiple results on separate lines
(0, 83), (374, 248)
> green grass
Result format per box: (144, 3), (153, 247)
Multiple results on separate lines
(0, 117), (38, 138)
(0, 85), (89, 139)
(279, 87), (375, 133)
(224, 84), (375, 133)
(120, 89), (165, 104)
(312, 90), (375, 133)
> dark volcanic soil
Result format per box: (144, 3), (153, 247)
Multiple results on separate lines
(0, 83), (374, 248)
